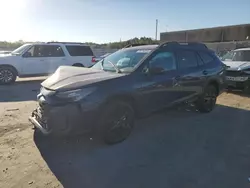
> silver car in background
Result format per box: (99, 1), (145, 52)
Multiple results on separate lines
(222, 48), (250, 92)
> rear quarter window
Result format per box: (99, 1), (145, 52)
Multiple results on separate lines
(66, 45), (94, 56)
(198, 51), (214, 64)
(175, 50), (198, 69)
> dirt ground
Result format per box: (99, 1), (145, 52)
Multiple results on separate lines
(0, 77), (250, 188)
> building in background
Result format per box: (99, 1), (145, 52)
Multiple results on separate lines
(160, 24), (250, 53)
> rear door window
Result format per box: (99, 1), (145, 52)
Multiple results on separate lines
(196, 53), (204, 66)
(198, 51), (214, 64)
(66, 45), (94, 56)
(175, 50), (198, 69)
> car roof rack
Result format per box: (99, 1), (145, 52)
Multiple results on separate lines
(159, 41), (208, 49)
(122, 43), (150, 49)
(47, 42), (86, 45)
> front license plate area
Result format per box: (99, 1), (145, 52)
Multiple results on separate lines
(226, 76), (248, 82)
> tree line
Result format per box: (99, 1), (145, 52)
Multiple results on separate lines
(0, 40), (24, 50)
(0, 37), (159, 50)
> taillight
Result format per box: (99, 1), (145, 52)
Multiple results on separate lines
(92, 56), (96, 63)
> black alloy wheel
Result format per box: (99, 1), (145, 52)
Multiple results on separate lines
(196, 85), (217, 113)
(0, 67), (17, 84)
(101, 101), (135, 144)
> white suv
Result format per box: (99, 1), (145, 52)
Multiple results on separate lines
(0, 42), (96, 84)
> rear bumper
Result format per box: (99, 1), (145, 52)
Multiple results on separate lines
(29, 103), (99, 136)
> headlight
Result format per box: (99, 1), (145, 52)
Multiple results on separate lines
(243, 68), (250, 74)
(55, 87), (96, 101)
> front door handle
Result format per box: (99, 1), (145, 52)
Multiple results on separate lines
(203, 70), (208, 75)
(174, 75), (181, 80)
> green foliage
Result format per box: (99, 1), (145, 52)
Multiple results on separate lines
(0, 40), (24, 50)
(107, 37), (159, 49)
(86, 37), (159, 49)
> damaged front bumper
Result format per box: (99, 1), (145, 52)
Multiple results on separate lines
(225, 70), (250, 89)
(29, 108), (51, 135)
(29, 103), (98, 136)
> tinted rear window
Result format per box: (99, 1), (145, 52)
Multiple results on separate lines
(176, 50), (198, 69)
(66, 45), (94, 56)
(198, 51), (214, 64)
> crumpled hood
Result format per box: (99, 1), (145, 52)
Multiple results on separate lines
(222, 61), (250, 71)
(41, 66), (124, 91)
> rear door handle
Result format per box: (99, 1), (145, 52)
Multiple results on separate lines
(174, 75), (181, 80)
(173, 76), (181, 87)
(203, 70), (208, 75)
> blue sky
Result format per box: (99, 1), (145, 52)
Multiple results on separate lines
(0, 0), (249, 43)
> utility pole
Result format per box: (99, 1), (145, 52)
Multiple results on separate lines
(155, 19), (158, 40)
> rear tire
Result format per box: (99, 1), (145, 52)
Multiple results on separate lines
(0, 66), (17, 84)
(195, 85), (217, 113)
(99, 101), (135, 145)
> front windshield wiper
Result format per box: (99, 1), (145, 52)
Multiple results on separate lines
(101, 59), (121, 73)
(100, 59), (104, 70)
(107, 61), (121, 73)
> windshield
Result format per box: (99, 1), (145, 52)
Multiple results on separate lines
(91, 48), (152, 73)
(11, 44), (32, 55)
(221, 50), (250, 61)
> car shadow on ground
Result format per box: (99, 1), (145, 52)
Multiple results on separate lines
(34, 104), (250, 188)
(0, 79), (44, 102)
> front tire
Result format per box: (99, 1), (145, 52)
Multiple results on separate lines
(0, 66), (17, 84)
(72, 63), (84, 67)
(99, 101), (135, 145)
(196, 85), (217, 113)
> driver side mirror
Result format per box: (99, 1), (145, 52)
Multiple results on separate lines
(22, 51), (32, 58)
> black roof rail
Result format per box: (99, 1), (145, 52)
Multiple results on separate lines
(122, 43), (150, 49)
(47, 42), (86, 45)
(159, 41), (208, 49)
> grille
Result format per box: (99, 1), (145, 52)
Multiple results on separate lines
(226, 70), (243, 76)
